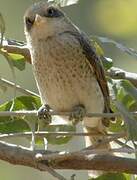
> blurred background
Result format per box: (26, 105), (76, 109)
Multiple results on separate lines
(0, 0), (137, 179)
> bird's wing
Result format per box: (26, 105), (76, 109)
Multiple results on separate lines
(62, 30), (110, 125)
(78, 32), (110, 113)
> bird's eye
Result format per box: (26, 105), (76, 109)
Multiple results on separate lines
(47, 8), (56, 17)
(45, 7), (63, 18)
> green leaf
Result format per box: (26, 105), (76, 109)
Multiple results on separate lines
(110, 79), (137, 110)
(0, 118), (29, 133)
(89, 173), (129, 180)
(8, 53), (26, 71)
(0, 98), (29, 133)
(109, 117), (124, 132)
(92, 40), (104, 57)
(37, 124), (76, 145)
(90, 39), (113, 70)
(0, 95), (75, 145)
(0, 96), (41, 133)
(108, 79), (137, 136)
(116, 101), (137, 141)
(102, 56), (113, 70)
(14, 96), (41, 110)
(120, 80), (137, 100)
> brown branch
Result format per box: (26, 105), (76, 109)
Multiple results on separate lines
(2, 39), (31, 63)
(0, 140), (137, 174)
(107, 67), (137, 88)
(52, 154), (137, 174)
(3, 44), (31, 63)
(0, 110), (137, 118)
(82, 132), (127, 151)
(0, 77), (39, 97)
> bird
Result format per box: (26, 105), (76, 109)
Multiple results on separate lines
(24, 1), (111, 176)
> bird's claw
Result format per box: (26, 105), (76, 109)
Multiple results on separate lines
(69, 104), (86, 125)
(37, 104), (52, 124)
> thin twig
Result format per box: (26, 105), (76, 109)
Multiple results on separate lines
(107, 67), (137, 88)
(38, 163), (67, 180)
(110, 147), (137, 154)
(0, 77), (39, 97)
(35, 133), (126, 162)
(1, 140), (137, 174)
(0, 110), (37, 116)
(71, 174), (76, 180)
(0, 131), (126, 139)
(80, 147), (137, 155)
(35, 147), (137, 162)
(2, 40), (31, 63)
(81, 132), (126, 151)
(0, 110), (137, 118)
(114, 139), (134, 150)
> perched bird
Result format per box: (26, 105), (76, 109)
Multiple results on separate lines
(24, 1), (111, 174)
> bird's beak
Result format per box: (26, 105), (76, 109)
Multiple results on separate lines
(34, 14), (44, 27)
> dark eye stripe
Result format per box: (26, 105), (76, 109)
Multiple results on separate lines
(45, 7), (63, 18)
(25, 17), (35, 31)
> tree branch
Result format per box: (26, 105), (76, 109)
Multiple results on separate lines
(0, 140), (137, 174)
(0, 110), (137, 118)
(2, 39), (31, 63)
(0, 77), (39, 97)
(107, 67), (137, 87)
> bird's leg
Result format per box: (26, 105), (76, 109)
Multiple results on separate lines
(37, 104), (52, 124)
(69, 104), (86, 124)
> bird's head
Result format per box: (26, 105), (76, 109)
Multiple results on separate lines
(24, 1), (72, 41)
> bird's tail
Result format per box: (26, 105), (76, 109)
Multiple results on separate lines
(83, 118), (110, 178)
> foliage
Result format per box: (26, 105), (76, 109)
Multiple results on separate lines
(8, 53), (26, 71)
(89, 173), (131, 180)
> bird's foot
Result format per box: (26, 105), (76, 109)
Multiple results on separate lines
(37, 104), (52, 124)
(69, 104), (86, 125)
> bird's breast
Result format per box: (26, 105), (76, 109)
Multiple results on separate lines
(31, 36), (104, 114)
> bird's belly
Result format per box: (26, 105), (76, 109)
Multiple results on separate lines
(33, 59), (104, 115)
(31, 37), (104, 125)
(36, 68), (104, 129)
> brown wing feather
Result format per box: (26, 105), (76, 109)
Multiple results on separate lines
(79, 32), (110, 113)
(63, 31), (110, 112)
(60, 30), (111, 126)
